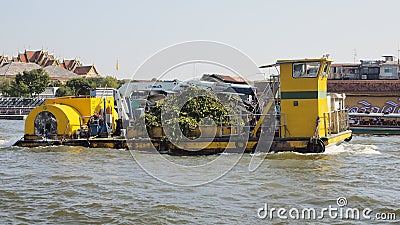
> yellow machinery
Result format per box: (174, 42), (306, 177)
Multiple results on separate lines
(23, 96), (118, 140)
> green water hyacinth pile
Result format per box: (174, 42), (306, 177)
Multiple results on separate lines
(142, 86), (244, 140)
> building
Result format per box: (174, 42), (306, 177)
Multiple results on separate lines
(0, 62), (41, 78)
(329, 55), (400, 80)
(0, 49), (102, 82)
(0, 62), (81, 83)
(12, 49), (57, 67)
(73, 65), (99, 77)
(44, 65), (80, 84)
(60, 58), (82, 71)
(379, 56), (399, 79)
(0, 55), (10, 67)
(359, 60), (381, 80)
(329, 63), (360, 80)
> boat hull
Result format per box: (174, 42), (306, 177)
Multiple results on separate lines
(14, 138), (128, 149)
(14, 130), (352, 155)
(350, 126), (400, 135)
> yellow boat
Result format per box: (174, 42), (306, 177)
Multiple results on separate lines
(14, 57), (352, 154)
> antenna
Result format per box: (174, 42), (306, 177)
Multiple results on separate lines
(352, 49), (357, 63)
(397, 45), (400, 79)
(397, 45), (399, 65)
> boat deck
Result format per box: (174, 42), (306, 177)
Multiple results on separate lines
(14, 138), (128, 149)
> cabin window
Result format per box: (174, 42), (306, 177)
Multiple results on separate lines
(292, 62), (320, 78)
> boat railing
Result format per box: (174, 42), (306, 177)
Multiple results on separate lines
(222, 113), (285, 138)
(348, 112), (400, 126)
(323, 109), (349, 136)
(0, 108), (34, 115)
(276, 113), (287, 138)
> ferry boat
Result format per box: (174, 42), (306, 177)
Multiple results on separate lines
(348, 112), (400, 135)
(14, 57), (352, 154)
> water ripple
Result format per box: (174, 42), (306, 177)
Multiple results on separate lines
(0, 120), (399, 224)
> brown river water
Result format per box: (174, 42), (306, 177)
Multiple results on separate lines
(0, 120), (399, 224)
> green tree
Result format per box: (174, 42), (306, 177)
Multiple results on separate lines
(90, 76), (120, 89)
(118, 79), (127, 87)
(0, 78), (12, 96)
(55, 86), (74, 97)
(48, 80), (62, 87)
(55, 76), (125, 97)
(11, 69), (50, 97)
(65, 77), (92, 96)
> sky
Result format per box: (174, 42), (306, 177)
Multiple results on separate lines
(1, 0), (400, 80)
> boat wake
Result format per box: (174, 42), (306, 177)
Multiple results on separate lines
(0, 138), (20, 148)
(325, 142), (381, 155)
(247, 141), (381, 160)
(344, 143), (381, 155)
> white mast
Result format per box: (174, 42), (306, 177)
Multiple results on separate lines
(352, 49), (357, 63)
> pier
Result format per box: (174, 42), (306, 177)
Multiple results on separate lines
(0, 115), (27, 120)
(0, 97), (44, 120)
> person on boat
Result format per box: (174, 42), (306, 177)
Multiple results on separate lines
(45, 123), (51, 137)
(361, 119), (366, 125)
(87, 116), (95, 126)
(371, 117), (378, 125)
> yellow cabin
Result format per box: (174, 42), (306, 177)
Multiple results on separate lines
(275, 58), (352, 152)
(279, 58), (330, 138)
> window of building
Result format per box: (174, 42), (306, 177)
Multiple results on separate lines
(370, 67), (380, 74)
(384, 68), (393, 73)
(361, 67), (380, 75)
(362, 67), (369, 75)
